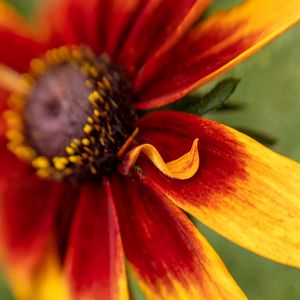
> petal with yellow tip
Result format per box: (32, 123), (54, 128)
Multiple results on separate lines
(137, 111), (300, 268)
(6, 249), (71, 300)
(0, 145), (76, 297)
(135, 0), (300, 109)
(112, 175), (246, 300)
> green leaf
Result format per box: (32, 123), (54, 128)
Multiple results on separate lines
(160, 78), (241, 116)
(5, 0), (35, 19)
(0, 271), (14, 300)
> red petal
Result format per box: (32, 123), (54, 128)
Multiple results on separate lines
(0, 164), (61, 275)
(54, 185), (80, 264)
(0, 138), (28, 186)
(112, 175), (246, 299)
(65, 179), (129, 300)
(39, 0), (106, 51)
(0, 89), (9, 137)
(104, 0), (146, 57)
(0, 2), (45, 72)
(117, 0), (210, 76)
(134, 0), (300, 109)
(137, 111), (300, 268)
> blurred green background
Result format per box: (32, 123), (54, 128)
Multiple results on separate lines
(2, 0), (300, 299)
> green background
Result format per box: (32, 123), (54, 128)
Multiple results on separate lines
(2, 0), (300, 299)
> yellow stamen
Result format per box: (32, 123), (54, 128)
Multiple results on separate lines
(102, 76), (111, 89)
(30, 59), (46, 75)
(89, 66), (99, 77)
(32, 156), (51, 169)
(83, 124), (93, 134)
(87, 117), (94, 124)
(68, 155), (82, 164)
(65, 146), (75, 155)
(90, 166), (98, 174)
(53, 157), (69, 170)
(82, 138), (90, 146)
(94, 109), (101, 117)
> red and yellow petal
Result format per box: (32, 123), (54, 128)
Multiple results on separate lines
(0, 1), (45, 72)
(0, 137), (76, 299)
(0, 174), (63, 299)
(117, 0), (211, 76)
(7, 248), (71, 300)
(112, 175), (246, 300)
(64, 179), (129, 300)
(137, 110), (300, 268)
(0, 163), (62, 276)
(134, 0), (300, 109)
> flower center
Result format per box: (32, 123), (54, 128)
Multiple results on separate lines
(5, 46), (136, 182)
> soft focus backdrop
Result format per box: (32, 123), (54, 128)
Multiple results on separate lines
(1, 0), (300, 299)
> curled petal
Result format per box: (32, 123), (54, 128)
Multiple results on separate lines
(119, 139), (199, 180)
(138, 111), (300, 268)
(135, 0), (300, 109)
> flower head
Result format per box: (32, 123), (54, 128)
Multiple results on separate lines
(1, 0), (300, 299)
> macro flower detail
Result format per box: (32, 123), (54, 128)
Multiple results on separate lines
(0, 0), (300, 300)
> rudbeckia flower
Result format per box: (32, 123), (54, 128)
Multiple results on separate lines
(1, 0), (300, 299)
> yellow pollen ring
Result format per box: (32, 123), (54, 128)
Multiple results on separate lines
(3, 45), (135, 180)
(0, 64), (31, 94)
(120, 138), (200, 180)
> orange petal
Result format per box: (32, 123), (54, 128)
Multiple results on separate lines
(138, 111), (300, 268)
(0, 64), (30, 93)
(119, 138), (199, 180)
(112, 175), (246, 300)
(135, 0), (300, 109)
